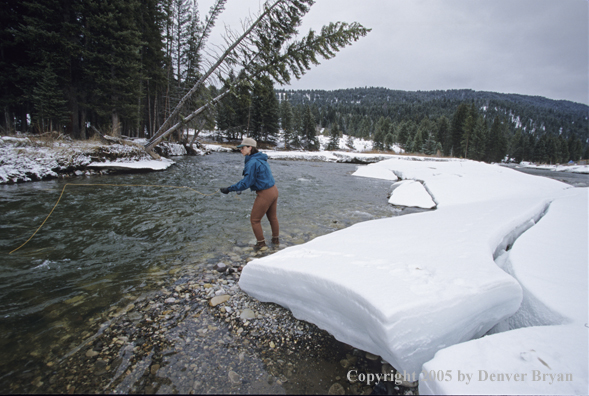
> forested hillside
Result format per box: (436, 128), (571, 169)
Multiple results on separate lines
(274, 87), (589, 163)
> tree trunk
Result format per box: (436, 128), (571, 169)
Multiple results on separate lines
(112, 110), (120, 137)
(80, 109), (87, 139)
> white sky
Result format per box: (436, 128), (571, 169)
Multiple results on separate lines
(199, 0), (589, 105)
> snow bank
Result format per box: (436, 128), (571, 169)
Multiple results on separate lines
(87, 158), (175, 171)
(239, 156), (579, 381)
(420, 187), (588, 395)
(263, 150), (398, 164)
(0, 136), (180, 183)
(420, 324), (587, 395)
(518, 162), (589, 174)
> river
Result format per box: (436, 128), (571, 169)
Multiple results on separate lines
(0, 152), (400, 394)
(1, 154), (585, 394)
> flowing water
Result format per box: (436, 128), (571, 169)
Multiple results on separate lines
(0, 153), (400, 393)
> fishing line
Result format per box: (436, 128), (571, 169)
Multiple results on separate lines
(9, 183), (226, 255)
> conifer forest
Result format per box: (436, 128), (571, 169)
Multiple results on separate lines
(1, 0), (587, 164)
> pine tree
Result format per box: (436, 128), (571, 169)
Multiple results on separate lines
(470, 116), (487, 161)
(450, 103), (470, 156)
(145, 0), (370, 151)
(422, 131), (438, 155)
(326, 121), (341, 150)
(31, 62), (69, 132)
(485, 116), (508, 163)
(384, 132), (394, 151)
(85, 0), (143, 136)
(280, 99), (294, 149)
(250, 76), (280, 143)
(568, 135), (583, 162)
(301, 105), (318, 150)
(461, 114), (475, 158)
(436, 116), (451, 156)
(411, 127), (424, 154)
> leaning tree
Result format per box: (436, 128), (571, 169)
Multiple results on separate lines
(143, 0), (370, 155)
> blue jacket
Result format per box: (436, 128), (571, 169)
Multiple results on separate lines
(228, 152), (275, 192)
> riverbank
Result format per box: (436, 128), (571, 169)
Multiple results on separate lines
(2, 133), (588, 186)
(1, 134), (587, 394)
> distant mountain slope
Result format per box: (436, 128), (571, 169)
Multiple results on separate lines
(276, 87), (588, 141)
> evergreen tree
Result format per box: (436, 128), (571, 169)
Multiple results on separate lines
(373, 116), (391, 151)
(301, 105), (318, 150)
(384, 132), (394, 151)
(280, 99), (294, 149)
(485, 116), (508, 163)
(31, 62), (69, 133)
(397, 120), (411, 149)
(436, 116), (451, 155)
(326, 122), (341, 150)
(461, 114), (475, 158)
(568, 135), (583, 162)
(470, 115), (487, 161)
(450, 103), (470, 156)
(250, 76), (280, 142)
(410, 127), (424, 154)
(422, 131), (438, 155)
(85, 0), (143, 136)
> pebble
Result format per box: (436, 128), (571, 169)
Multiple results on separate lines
(209, 295), (230, 307)
(228, 370), (241, 385)
(328, 382), (345, 395)
(150, 364), (160, 375)
(240, 309), (256, 320)
(365, 352), (379, 361)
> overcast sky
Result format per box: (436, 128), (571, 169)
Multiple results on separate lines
(199, 0), (589, 105)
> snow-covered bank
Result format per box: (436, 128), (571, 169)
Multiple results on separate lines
(263, 150), (398, 164)
(0, 135), (178, 184)
(421, 187), (588, 395)
(518, 161), (589, 174)
(238, 156), (588, 394)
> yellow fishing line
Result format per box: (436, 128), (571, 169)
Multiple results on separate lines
(9, 183), (220, 255)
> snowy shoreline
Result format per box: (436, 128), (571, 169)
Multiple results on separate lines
(1, 133), (588, 184)
(2, 134), (588, 394)
(239, 156), (588, 395)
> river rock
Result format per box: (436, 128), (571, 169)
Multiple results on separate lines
(328, 382), (345, 395)
(215, 263), (228, 272)
(240, 309), (256, 320)
(164, 297), (176, 304)
(150, 364), (160, 375)
(85, 349), (99, 358)
(209, 295), (230, 307)
(228, 370), (241, 385)
(365, 352), (379, 361)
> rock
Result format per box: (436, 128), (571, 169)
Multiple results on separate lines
(168, 268), (181, 275)
(328, 382), (345, 395)
(269, 341), (276, 349)
(85, 349), (99, 358)
(164, 297), (176, 304)
(240, 309), (256, 320)
(150, 364), (160, 375)
(339, 359), (351, 369)
(209, 295), (230, 307)
(215, 263), (228, 272)
(365, 352), (379, 361)
(228, 370), (241, 385)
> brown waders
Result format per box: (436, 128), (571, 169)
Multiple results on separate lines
(250, 185), (279, 247)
